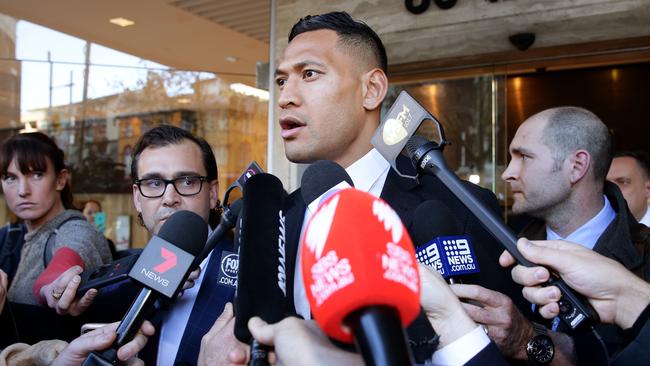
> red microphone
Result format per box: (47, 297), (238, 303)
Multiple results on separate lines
(301, 188), (420, 366)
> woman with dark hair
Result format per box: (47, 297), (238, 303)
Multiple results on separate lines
(0, 132), (111, 311)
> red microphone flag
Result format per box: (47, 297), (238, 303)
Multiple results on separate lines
(301, 188), (421, 342)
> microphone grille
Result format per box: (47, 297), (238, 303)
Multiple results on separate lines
(158, 210), (207, 256)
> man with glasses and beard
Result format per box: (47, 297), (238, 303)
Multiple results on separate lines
(130, 125), (236, 366)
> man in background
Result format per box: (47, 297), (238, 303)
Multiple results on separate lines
(131, 125), (235, 366)
(457, 106), (650, 365)
(607, 151), (650, 226)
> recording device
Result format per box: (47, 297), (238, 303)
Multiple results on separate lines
(223, 161), (265, 208)
(82, 210), (206, 365)
(412, 200), (480, 283)
(301, 189), (419, 366)
(234, 173), (288, 366)
(77, 254), (139, 295)
(372, 90), (600, 330)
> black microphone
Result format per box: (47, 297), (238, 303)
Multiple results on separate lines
(300, 160), (354, 204)
(195, 199), (242, 265)
(412, 200), (480, 284)
(234, 173), (288, 366)
(405, 134), (600, 329)
(83, 210), (207, 365)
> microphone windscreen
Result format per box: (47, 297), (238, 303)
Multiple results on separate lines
(301, 160), (354, 204)
(411, 200), (461, 247)
(128, 210), (207, 298)
(301, 189), (420, 342)
(234, 173), (288, 343)
(158, 210), (207, 256)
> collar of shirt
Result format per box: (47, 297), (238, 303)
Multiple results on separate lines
(639, 205), (650, 227)
(546, 195), (616, 250)
(305, 148), (390, 215)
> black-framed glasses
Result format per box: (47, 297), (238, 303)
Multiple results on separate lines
(134, 176), (208, 198)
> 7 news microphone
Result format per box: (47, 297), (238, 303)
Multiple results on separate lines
(83, 210), (207, 365)
(301, 188), (420, 366)
(234, 173), (288, 366)
(412, 200), (480, 283)
(76, 201), (242, 297)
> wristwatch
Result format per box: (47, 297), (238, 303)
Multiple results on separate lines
(526, 322), (555, 365)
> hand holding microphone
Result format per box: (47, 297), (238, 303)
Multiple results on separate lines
(501, 239), (650, 329)
(301, 188), (420, 366)
(83, 210), (207, 365)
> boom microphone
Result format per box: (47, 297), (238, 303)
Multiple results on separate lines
(83, 210), (206, 365)
(406, 134), (599, 329)
(234, 173), (288, 366)
(301, 189), (419, 366)
(412, 200), (480, 283)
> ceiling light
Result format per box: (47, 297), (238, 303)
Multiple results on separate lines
(225, 56), (238, 63)
(109, 17), (135, 27)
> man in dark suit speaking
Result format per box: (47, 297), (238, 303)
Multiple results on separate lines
(274, 11), (525, 363)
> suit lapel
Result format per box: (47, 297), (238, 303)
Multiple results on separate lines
(380, 167), (420, 230)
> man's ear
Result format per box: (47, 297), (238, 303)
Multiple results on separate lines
(133, 184), (142, 214)
(209, 180), (219, 210)
(569, 150), (591, 184)
(362, 68), (388, 111)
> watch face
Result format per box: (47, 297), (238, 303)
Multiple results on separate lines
(527, 334), (555, 364)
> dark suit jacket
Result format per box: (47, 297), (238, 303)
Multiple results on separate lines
(520, 182), (650, 365)
(282, 157), (526, 361)
(613, 310), (650, 366)
(465, 341), (508, 366)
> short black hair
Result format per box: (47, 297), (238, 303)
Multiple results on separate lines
(614, 150), (650, 179)
(0, 132), (73, 209)
(131, 125), (221, 227)
(289, 11), (388, 73)
(131, 125), (218, 183)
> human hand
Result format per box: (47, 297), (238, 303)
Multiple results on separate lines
(51, 320), (154, 366)
(40, 266), (97, 316)
(178, 267), (201, 297)
(0, 269), (7, 314)
(248, 316), (363, 366)
(198, 302), (249, 366)
(450, 284), (534, 359)
(500, 238), (650, 328)
(418, 264), (476, 347)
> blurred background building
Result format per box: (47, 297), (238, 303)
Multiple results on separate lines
(0, 0), (648, 247)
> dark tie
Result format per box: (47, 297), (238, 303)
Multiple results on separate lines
(173, 239), (236, 366)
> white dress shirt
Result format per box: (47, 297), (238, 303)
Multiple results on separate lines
(546, 195), (616, 249)
(157, 233), (213, 366)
